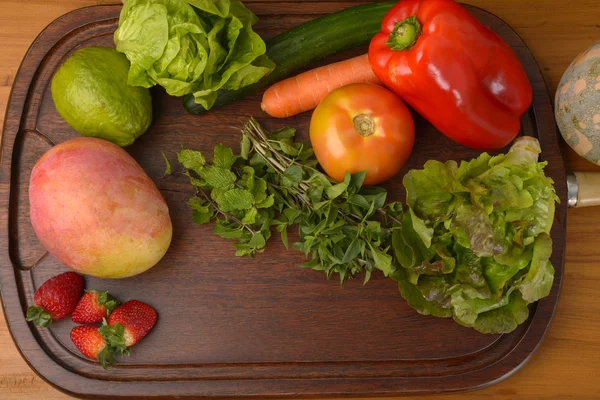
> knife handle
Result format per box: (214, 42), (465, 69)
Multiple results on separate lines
(567, 172), (600, 208)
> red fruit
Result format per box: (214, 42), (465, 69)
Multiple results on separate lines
(100, 300), (157, 352)
(70, 325), (116, 369)
(26, 272), (84, 327)
(71, 290), (120, 324)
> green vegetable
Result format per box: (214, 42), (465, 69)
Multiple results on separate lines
(555, 41), (600, 166)
(114, 0), (274, 110)
(183, 1), (396, 114)
(170, 118), (403, 284)
(392, 137), (559, 334)
(51, 46), (152, 147)
(170, 123), (558, 334)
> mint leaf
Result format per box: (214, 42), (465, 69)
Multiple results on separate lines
(249, 231), (266, 249)
(370, 245), (393, 277)
(240, 134), (251, 160)
(349, 194), (371, 210)
(349, 171), (367, 193)
(178, 149), (206, 174)
(342, 239), (361, 263)
(251, 177), (268, 204)
(270, 127), (296, 140)
(256, 194), (275, 209)
(188, 197), (214, 224)
(282, 165), (303, 187)
(187, 197), (208, 212)
(213, 144), (236, 169)
(306, 171), (331, 187)
(162, 152), (172, 176)
(193, 209), (213, 224)
(307, 186), (323, 203)
(215, 189), (254, 212)
(283, 208), (302, 224)
(364, 269), (372, 285)
(326, 181), (348, 200)
(240, 166), (255, 191)
(242, 207), (258, 224)
(277, 224), (289, 249)
(279, 140), (300, 156)
(234, 243), (254, 257)
(249, 152), (266, 169)
(204, 167), (236, 190)
(213, 223), (245, 239)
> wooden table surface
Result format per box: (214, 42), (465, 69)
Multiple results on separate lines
(1, 0), (599, 399)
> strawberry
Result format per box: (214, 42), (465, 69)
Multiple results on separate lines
(70, 325), (116, 369)
(26, 272), (84, 327)
(100, 300), (157, 353)
(71, 290), (120, 324)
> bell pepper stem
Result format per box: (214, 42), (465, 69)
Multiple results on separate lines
(386, 15), (422, 51)
(353, 114), (376, 137)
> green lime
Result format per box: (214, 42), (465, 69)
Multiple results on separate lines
(51, 46), (152, 147)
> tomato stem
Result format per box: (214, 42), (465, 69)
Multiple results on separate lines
(353, 114), (376, 137)
(386, 15), (421, 51)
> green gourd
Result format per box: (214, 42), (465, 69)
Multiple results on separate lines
(555, 41), (600, 165)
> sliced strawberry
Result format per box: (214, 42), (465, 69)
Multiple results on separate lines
(100, 300), (157, 353)
(26, 272), (84, 327)
(71, 290), (120, 324)
(70, 325), (117, 369)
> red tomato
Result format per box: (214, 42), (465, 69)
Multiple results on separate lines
(309, 83), (415, 186)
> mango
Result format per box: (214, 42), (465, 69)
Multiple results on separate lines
(29, 137), (172, 278)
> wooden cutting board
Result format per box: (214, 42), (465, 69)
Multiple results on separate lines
(0, 2), (567, 398)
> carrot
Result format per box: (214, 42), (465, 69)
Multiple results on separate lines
(261, 54), (382, 118)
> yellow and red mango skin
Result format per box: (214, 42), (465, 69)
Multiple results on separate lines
(29, 137), (172, 279)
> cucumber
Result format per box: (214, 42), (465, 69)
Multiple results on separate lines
(183, 1), (395, 115)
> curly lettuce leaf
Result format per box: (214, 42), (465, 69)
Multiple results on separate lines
(392, 211), (435, 270)
(392, 137), (558, 334)
(450, 204), (507, 257)
(114, 0), (274, 109)
(114, 0), (172, 87)
(468, 291), (530, 334)
(454, 244), (488, 290)
(402, 160), (468, 225)
(393, 268), (453, 318)
(517, 233), (554, 303)
(186, 0), (230, 17)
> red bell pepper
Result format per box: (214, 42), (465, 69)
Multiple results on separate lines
(368, 0), (532, 150)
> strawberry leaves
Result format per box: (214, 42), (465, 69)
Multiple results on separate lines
(99, 321), (131, 357)
(95, 290), (121, 314)
(97, 346), (119, 370)
(26, 306), (53, 328)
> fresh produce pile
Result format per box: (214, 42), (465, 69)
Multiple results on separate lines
(170, 119), (557, 334)
(26, 272), (157, 368)
(26, 0), (581, 369)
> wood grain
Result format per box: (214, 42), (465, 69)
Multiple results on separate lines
(0, 1), (599, 399)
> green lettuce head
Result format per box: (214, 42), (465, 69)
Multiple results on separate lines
(392, 137), (559, 334)
(114, 0), (274, 110)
